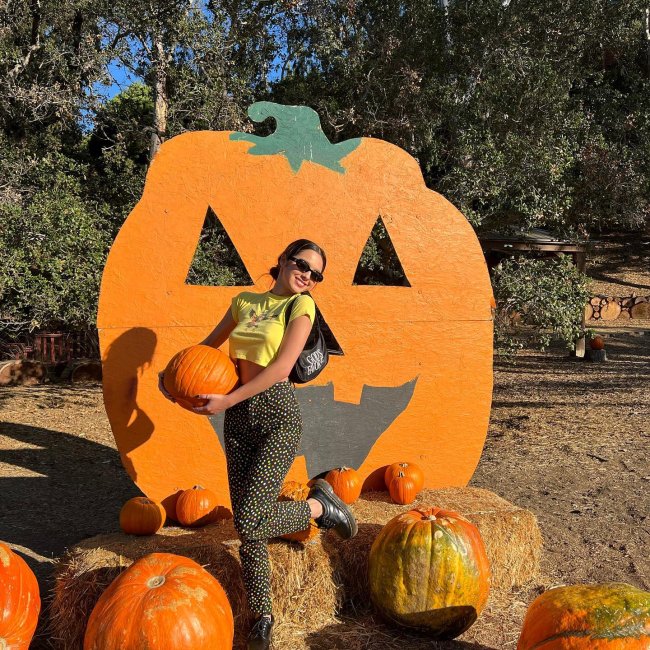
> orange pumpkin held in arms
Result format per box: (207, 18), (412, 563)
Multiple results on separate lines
(163, 345), (238, 411)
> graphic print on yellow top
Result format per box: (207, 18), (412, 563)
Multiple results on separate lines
(229, 291), (316, 367)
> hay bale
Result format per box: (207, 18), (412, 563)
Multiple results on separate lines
(50, 519), (339, 650)
(71, 360), (102, 383)
(0, 359), (46, 386)
(327, 487), (542, 610)
(50, 488), (540, 649)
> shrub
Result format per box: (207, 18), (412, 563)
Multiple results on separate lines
(492, 255), (590, 354)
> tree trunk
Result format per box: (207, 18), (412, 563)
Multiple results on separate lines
(645, 8), (650, 77)
(149, 36), (168, 162)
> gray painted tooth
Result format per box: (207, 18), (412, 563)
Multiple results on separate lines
(209, 378), (418, 478)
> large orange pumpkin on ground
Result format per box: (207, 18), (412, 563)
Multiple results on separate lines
(517, 582), (650, 649)
(0, 542), (41, 650)
(368, 507), (490, 638)
(83, 552), (233, 649)
(97, 102), (494, 514)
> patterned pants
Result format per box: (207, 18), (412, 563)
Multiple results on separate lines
(223, 380), (312, 616)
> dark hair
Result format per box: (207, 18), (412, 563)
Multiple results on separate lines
(269, 239), (327, 280)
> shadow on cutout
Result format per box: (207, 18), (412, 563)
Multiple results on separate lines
(102, 327), (158, 483)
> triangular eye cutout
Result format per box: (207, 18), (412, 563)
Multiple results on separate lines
(186, 207), (254, 286)
(353, 216), (411, 286)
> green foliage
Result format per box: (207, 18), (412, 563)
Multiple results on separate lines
(272, 0), (650, 236)
(353, 218), (409, 286)
(186, 209), (253, 287)
(0, 153), (110, 335)
(1, 0), (647, 349)
(491, 256), (591, 354)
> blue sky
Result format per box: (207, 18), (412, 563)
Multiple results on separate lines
(97, 62), (142, 100)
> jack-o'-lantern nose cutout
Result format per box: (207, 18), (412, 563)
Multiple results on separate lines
(353, 215), (410, 287)
(186, 207), (254, 286)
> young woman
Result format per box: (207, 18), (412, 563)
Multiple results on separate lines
(159, 239), (357, 650)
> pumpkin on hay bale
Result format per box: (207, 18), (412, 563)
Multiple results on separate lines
(50, 487), (541, 649)
(83, 552), (234, 649)
(328, 486), (542, 612)
(49, 519), (339, 650)
(369, 507), (490, 638)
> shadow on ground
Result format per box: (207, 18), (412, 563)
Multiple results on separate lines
(305, 613), (495, 649)
(0, 421), (138, 581)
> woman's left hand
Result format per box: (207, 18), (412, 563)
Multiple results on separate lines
(191, 394), (233, 415)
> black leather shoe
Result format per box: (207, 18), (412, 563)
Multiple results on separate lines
(308, 479), (358, 539)
(248, 614), (273, 650)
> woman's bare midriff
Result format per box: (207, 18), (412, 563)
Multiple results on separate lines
(236, 359), (289, 386)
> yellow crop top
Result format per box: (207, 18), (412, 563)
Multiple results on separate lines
(229, 291), (316, 367)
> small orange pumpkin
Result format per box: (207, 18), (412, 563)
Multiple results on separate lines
(119, 497), (166, 535)
(175, 485), (220, 526)
(277, 481), (319, 543)
(0, 542), (41, 650)
(389, 471), (418, 504)
(163, 345), (238, 411)
(369, 507), (490, 638)
(83, 553), (234, 649)
(590, 335), (605, 351)
(517, 582), (650, 649)
(384, 462), (424, 492)
(325, 466), (362, 504)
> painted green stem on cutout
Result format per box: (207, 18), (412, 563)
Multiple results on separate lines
(230, 102), (361, 174)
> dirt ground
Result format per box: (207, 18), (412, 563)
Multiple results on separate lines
(2, 231), (648, 648)
(1, 331), (648, 648)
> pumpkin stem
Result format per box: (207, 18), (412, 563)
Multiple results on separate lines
(147, 575), (166, 589)
(230, 102), (361, 174)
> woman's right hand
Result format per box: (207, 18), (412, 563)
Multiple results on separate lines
(158, 372), (176, 403)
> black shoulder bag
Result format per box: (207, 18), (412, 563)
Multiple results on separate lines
(283, 294), (332, 384)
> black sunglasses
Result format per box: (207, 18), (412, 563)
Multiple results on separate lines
(289, 256), (324, 283)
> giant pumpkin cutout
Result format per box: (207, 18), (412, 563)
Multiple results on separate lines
(97, 102), (494, 514)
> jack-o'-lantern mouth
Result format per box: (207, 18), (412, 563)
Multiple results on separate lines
(210, 378), (418, 477)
